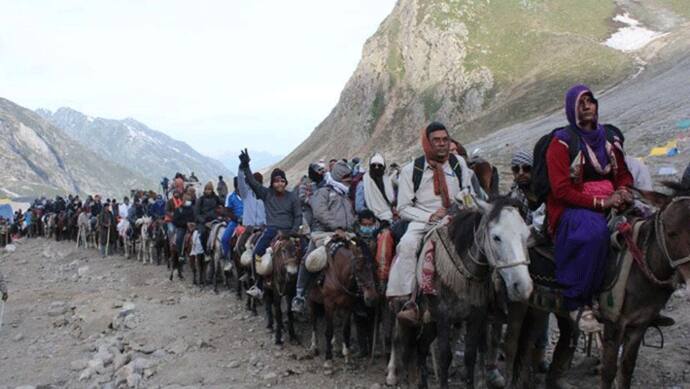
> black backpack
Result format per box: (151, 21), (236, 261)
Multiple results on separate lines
(411, 154), (484, 201)
(531, 124), (624, 205)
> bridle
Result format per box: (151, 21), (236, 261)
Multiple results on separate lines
(655, 196), (690, 269)
(467, 207), (530, 272)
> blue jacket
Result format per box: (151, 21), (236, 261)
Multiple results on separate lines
(225, 191), (244, 221)
(149, 199), (166, 218)
(238, 166), (266, 228)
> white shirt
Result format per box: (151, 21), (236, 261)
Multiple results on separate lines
(397, 159), (461, 224)
(118, 203), (131, 219)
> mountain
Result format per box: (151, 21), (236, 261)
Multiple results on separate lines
(0, 98), (154, 198)
(36, 107), (231, 184)
(215, 150), (285, 173)
(277, 0), (688, 178)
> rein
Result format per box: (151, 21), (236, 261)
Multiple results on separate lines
(622, 196), (690, 290)
(467, 210), (530, 272)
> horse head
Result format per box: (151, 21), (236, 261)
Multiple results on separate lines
(450, 196), (533, 302)
(273, 236), (300, 276)
(637, 182), (690, 290)
(350, 237), (379, 307)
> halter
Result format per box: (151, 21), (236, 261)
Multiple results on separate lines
(655, 196), (690, 269)
(467, 208), (530, 272)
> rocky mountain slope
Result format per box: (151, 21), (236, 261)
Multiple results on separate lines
(36, 107), (231, 184)
(0, 98), (154, 198)
(278, 0), (689, 177)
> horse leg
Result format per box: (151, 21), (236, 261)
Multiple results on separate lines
(324, 305), (335, 368)
(191, 255), (198, 285)
(287, 291), (298, 343)
(464, 309), (486, 389)
(600, 322), (622, 389)
(616, 326), (646, 389)
(309, 302), (320, 355)
(386, 308), (404, 386)
(274, 294), (284, 345)
(486, 318), (506, 389)
(546, 314), (577, 389)
(416, 323), (436, 389)
(341, 311), (351, 364)
(264, 290), (274, 332)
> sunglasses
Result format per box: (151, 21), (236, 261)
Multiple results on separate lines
(511, 165), (532, 174)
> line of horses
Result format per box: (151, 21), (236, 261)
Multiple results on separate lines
(19, 179), (690, 389)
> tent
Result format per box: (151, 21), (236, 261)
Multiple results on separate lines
(0, 204), (13, 223)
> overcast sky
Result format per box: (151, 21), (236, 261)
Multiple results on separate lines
(0, 0), (396, 157)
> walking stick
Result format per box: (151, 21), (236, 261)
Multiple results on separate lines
(0, 301), (5, 333)
(105, 225), (111, 256)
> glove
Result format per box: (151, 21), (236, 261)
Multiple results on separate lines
(239, 148), (251, 169)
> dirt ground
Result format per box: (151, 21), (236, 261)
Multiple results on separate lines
(0, 238), (688, 389)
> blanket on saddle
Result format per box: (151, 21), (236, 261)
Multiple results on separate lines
(528, 220), (643, 322)
(414, 225), (492, 307)
(205, 220), (227, 253)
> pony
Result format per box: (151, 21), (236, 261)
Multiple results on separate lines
(308, 237), (379, 369)
(264, 235), (301, 345)
(505, 182), (690, 389)
(386, 197), (533, 389)
(136, 216), (153, 264)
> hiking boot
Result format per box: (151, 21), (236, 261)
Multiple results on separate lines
(396, 301), (420, 328)
(650, 313), (675, 327)
(291, 296), (305, 314)
(238, 273), (250, 283)
(578, 309), (602, 333)
(246, 285), (263, 299)
(223, 261), (233, 272)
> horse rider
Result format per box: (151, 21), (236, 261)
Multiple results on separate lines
(354, 153), (398, 225)
(387, 122), (484, 326)
(195, 182), (223, 255)
(239, 149), (302, 299)
(172, 193), (196, 279)
(161, 177), (170, 198)
(291, 160), (356, 313)
(165, 190), (184, 237)
(90, 194), (103, 230)
(508, 150), (543, 226)
(220, 177), (244, 264)
(236, 166), (267, 268)
(545, 84), (633, 331)
(118, 197), (131, 222)
(298, 163), (327, 235)
(149, 194), (166, 220)
(217, 175), (229, 200)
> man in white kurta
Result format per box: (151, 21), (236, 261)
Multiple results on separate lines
(386, 123), (479, 300)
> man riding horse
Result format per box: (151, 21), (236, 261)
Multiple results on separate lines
(387, 121), (486, 327)
(291, 160), (357, 313)
(239, 149), (302, 299)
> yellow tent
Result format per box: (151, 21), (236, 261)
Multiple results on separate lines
(649, 147), (668, 157)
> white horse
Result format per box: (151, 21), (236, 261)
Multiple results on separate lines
(117, 219), (132, 258)
(76, 211), (93, 249)
(136, 216), (153, 264)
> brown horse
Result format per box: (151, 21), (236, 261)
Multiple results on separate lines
(233, 228), (262, 314)
(307, 237), (379, 368)
(505, 182), (690, 389)
(469, 156), (500, 198)
(264, 235), (301, 345)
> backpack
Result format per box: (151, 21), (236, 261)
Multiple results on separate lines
(531, 124), (624, 205)
(412, 153), (482, 200)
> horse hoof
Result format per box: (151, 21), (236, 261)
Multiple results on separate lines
(323, 360), (332, 370)
(386, 373), (398, 386)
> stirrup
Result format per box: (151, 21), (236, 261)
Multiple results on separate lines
(396, 301), (420, 328)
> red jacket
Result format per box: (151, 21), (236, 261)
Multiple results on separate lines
(545, 137), (633, 236)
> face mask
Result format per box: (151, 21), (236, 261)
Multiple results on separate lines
(184, 201), (192, 207)
(359, 225), (377, 237)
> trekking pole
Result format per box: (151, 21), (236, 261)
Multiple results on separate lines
(0, 301), (5, 333)
(106, 226), (111, 256)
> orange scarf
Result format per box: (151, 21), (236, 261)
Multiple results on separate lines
(420, 127), (451, 208)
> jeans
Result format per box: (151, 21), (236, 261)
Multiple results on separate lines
(252, 226), (278, 259)
(175, 227), (187, 252)
(295, 240), (316, 299)
(220, 220), (239, 258)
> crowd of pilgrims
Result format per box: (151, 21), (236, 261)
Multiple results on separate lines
(2, 84), (690, 386)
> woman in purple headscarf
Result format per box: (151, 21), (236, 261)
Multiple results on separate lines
(545, 85), (634, 328)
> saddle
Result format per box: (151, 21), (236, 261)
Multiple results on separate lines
(527, 219), (644, 319)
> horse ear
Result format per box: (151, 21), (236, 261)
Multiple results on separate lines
(637, 189), (671, 209)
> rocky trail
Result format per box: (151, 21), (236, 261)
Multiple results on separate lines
(0, 238), (688, 388)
